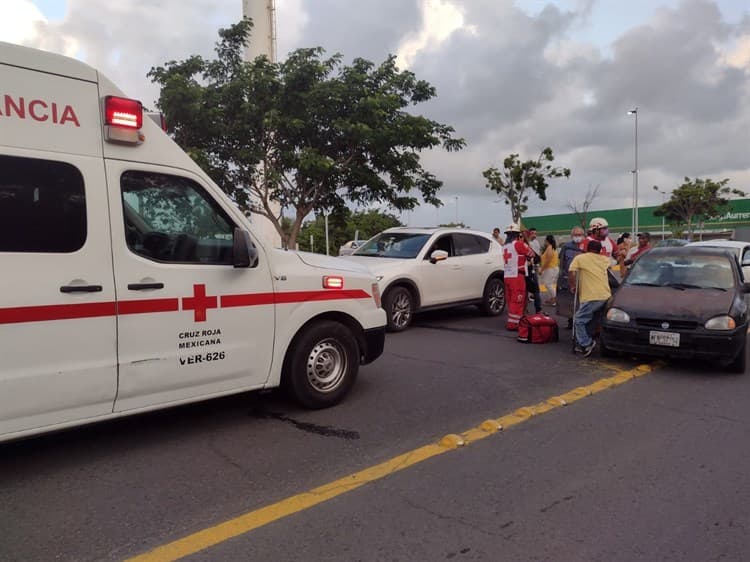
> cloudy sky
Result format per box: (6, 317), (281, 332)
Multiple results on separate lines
(3, 0), (749, 232)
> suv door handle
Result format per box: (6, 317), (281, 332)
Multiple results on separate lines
(127, 282), (165, 290)
(60, 285), (103, 293)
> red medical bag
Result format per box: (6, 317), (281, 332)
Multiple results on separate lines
(517, 313), (559, 344)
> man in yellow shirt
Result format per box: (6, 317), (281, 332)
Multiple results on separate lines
(568, 240), (611, 357)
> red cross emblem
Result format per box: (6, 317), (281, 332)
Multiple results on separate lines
(182, 284), (218, 322)
(503, 248), (512, 262)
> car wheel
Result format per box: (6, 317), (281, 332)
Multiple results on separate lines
(283, 320), (359, 408)
(480, 277), (505, 316)
(727, 338), (747, 374)
(384, 286), (413, 332)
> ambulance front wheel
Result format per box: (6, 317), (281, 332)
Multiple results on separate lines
(283, 320), (359, 409)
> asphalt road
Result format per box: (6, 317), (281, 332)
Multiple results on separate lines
(1, 307), (749, 562)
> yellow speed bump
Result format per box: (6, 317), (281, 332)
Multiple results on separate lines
(439, 434), (465, 448)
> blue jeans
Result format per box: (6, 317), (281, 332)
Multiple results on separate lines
(574, 300), (607, 348)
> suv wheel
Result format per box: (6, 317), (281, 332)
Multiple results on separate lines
(384, 286), (413, 332)
(480, 277), (505, 316)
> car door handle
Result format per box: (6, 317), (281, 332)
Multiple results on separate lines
(127, 282), (165, 290)
(60, 285), (103, 293)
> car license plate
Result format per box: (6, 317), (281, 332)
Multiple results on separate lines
(649, 330), (680, 347)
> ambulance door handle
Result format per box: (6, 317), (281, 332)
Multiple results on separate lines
(60, 285), (103, 293)
(127, 282), (165, 291)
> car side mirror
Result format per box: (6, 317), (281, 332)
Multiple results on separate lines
(430, 249), (449, 264)
(233, 227), (258, 268)
(742, 282), (750, 293)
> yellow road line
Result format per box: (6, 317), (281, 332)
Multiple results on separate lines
(125, 361), (661, 562)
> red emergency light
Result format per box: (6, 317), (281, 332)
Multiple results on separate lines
(322, 276), (344, 289)
(104, 96), (143, 129)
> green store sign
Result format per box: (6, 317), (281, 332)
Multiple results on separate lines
(525, 199), (750, 236)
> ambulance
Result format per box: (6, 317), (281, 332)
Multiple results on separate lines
(0, 41), (386, 443)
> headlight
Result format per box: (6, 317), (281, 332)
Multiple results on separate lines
(704, 315), (736, 330)
(606, 307), (630, 323)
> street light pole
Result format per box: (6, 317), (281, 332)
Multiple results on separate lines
(628, 107), (639, 236)
(455, 195), (459, 224)
(653, 186), (668, 240)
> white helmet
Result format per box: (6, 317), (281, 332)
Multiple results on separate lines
(589, 217), (609, 230)
(504, 223), (521, 233)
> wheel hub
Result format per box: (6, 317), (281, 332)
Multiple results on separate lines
(306, 339), (347, 393)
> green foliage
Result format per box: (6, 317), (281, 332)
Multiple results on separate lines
(653, 177), (745, 240)
(482, 147), (570, 224)
(298, 209), (402, 254)
(148, 18), (464, 247)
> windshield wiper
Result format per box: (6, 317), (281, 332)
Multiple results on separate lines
(628, 282), (661, 287)
(664, 282), (702, 290)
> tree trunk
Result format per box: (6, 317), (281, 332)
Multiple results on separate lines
(286, 208), (309, 249)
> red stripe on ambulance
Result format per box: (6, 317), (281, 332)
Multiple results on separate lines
(0, 302), (116, 325)
(0, 289), (372, 325)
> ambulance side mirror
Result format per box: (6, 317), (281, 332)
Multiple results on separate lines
(233, 228), (258, 268)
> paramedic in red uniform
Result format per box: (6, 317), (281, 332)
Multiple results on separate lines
(502, 223), (536, 330)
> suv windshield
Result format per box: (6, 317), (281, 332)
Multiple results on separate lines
(354, 232), (431, 259)
(626, 253), (735, 290)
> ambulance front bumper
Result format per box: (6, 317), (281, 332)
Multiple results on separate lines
(362, 326), (386, 364)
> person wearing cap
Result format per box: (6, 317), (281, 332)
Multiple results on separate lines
(586, 217), (617, 260)
(502, 223), (536, 330)
(624, 232), (652, 268)
(568, 239), (611, 357)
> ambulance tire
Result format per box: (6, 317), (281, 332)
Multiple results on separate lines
(283, 320), (359, 409)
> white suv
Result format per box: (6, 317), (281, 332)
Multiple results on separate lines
(342, 227), (505, 331)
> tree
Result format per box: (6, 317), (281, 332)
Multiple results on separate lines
(566, 184), (600, 230)
(148, 18), (464, 248)
(653, 177), (744, 241)
(482, 147), (570, 224)
(298, 208), (402, 254)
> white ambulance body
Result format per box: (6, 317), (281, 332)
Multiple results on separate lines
(0, 41), (386, 443)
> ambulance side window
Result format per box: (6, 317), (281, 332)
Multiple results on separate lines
(120, 171), (235, 264)
(0, 155), (86, 253)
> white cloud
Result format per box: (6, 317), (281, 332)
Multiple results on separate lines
(722, 34), (750, 69)
(396, 0), (471, 68)
(0, 0), (46, 44)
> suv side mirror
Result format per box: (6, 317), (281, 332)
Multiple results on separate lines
(430, 249), (449, 264)
(233, 228), (258, 268)
(742, 281), (750, 294)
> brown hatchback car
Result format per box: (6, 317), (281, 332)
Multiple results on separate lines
(600, 247), (750, 372)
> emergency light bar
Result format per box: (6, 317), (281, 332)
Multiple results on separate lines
(103, 95), (143, 144)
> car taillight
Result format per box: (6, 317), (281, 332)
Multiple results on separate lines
(322, 276), (344, 289)
(371, 283), (382, 308)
